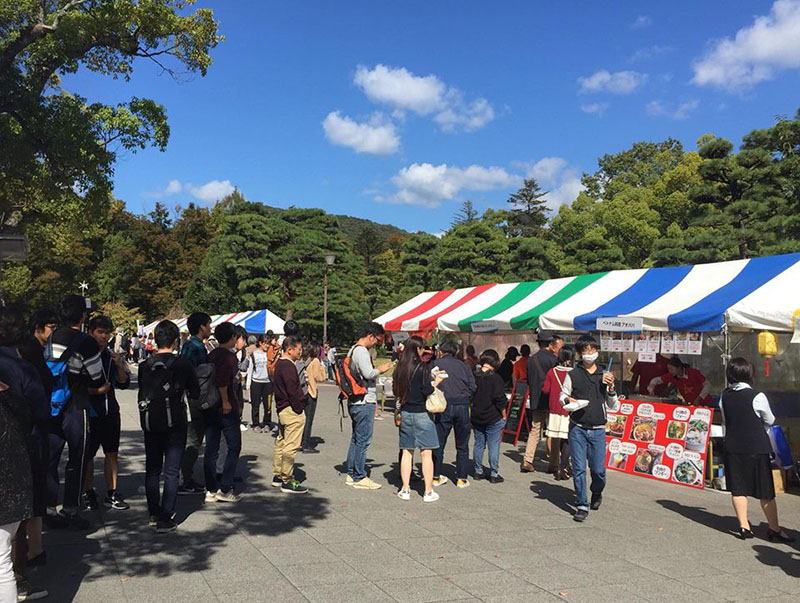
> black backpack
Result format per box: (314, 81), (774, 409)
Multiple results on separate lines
(188, 362), (221, 411)
(138, 355), (184, 432)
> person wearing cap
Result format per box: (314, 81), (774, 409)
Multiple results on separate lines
(496, 347), (518, 390)
(521, 331), (564, 473)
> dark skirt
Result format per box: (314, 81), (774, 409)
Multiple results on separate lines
(725, 453), (775, 500)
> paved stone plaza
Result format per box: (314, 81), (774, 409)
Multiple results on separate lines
(37, 383), (800, 602)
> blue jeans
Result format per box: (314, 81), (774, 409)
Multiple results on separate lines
(433, 404), (472, 480)
(204, 411), (242, 493)
(346, 403), (375, 480)
(472, 418), (505, 477)
(144, 422), (187, 520)
(569, 423), (606, 511)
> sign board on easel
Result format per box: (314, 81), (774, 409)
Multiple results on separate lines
(502, 382), (529, 446)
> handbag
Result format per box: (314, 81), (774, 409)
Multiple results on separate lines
(769, 425), (793, 470)
(426, 367), (448, 414)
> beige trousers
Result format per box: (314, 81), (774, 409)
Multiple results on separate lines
(523, 408), (548, 464)
(272, 407), (306, 483)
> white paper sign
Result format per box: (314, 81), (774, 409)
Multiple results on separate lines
(596, 317), (643, 332)
(471, 320), (499, 333)
(637, 352), (657, 363)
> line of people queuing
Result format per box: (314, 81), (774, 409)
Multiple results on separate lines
(0, 298), (331, 602)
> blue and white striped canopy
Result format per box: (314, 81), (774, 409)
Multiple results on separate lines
(144, 309), (285, 335)
(376, 253), (800, 333)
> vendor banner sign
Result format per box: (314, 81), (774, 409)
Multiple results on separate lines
(605, 398), (712, 490)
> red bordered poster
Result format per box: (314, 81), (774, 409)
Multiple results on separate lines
(604, 398), (712, 489)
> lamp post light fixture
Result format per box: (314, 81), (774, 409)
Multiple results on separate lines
(323, 253), (337, 343)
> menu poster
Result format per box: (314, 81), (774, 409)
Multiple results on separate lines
(635, 331), (662, 354)
(688, 332), (703, 355)
(661, 332), (676, 354)
(660, 332), (703, 356)
(605, 399), (712, 490)
(622, 332), (634, 352)
(600, 331), (614, 351)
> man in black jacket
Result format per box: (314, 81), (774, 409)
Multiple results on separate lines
(431, 341), (477, 488)
(521, 331), (563, 473)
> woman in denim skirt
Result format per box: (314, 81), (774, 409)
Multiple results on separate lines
(392, 336), (446, 502)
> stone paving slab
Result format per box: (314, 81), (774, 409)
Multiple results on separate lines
(32, 383), (800, 602)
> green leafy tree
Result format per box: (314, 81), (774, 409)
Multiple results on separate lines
(506, 237), (560, 281)
(1, 0), (221, 222)
(507, 178), (549, 237)
(432, 220), (508, 289)
(451, 200), (478, 227)
(398, 233), (439, 296)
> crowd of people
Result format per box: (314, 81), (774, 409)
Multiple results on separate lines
(0, 297), (795, 602)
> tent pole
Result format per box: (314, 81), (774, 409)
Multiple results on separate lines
(722, 321), (730, 373)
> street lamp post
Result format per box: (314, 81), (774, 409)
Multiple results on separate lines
(323, 253), (336, 343)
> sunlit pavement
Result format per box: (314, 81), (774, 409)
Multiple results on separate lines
(39, 383), (800, 602)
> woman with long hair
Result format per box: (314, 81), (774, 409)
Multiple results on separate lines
(543, 346), (575, 480)
(392, 336), (445, 502)
(300, 341), (326, 453)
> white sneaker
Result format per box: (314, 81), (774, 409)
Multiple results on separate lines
(432, 476), (449, 487)
(204, 490), (216, 503)
(456, 479), (470, 489)
(240, 423), (248, 432)
(397, 489), (411, 501)
(344, 475), (354, 486)
(423, 490), (440, 503)
(215, 489), (241, 502)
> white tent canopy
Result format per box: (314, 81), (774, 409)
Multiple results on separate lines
(143, 309), (285, 335)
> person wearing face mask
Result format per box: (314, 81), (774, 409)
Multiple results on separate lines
(558, 335), (618, 522)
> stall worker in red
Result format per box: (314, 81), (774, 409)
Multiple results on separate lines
(647, 356), (712, 406)
(630, 353), (669, 396)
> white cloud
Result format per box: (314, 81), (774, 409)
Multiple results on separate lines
(527, 157), (567, 187)
(543, 169), (585, 209)
(164, 179), (182, 195)
(353, 64), (495, 132)
(631, 15), (652, 29)
(646, 99), (699, 120)
(157, 179), (235, 204)
(322, 111), (399, 156)
(185, 180), (236, 204)
(523, 160), (585, 209)
(692, 0), (800, 90)
(578, 70), (648, 94)
(580, 102), (609, 115)
(386, 163), (517, 207)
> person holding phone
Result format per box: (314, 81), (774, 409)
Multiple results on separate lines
(558, 335), (618, 522)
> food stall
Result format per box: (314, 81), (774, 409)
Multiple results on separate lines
(375, 252), (800, 491)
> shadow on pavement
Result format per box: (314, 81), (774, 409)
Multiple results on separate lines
(42, 423), (331, 597)
(529, 480), (576, 514)
(656, 498), (739, 536)
(752, 544), (800, 576)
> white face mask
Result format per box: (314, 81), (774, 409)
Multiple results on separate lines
(582, 352), (599, 364)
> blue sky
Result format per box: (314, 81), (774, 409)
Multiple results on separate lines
(64, 1), (800, 232)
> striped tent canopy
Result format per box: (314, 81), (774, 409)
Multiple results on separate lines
(375, 253), (800, 334)
(144, 309), (285, 335)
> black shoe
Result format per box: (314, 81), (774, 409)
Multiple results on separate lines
(473, 473), (485, 481)
(767, 528), (795, 543)
(280, 480), (309, 494)
(104, 492), (130, 510)
(149, 515), (158, 528)
(271, 476), (283, 488)
(573, 509), (589, 522)
(59, 511), (90, 530)
(42, 513), (69, 530)
(737, 527), (755, 540)
(488, 475), (505, 484)
(155, 518), (178, 534)
(178, 481), (205, 495)
(590, 494), (602, 510)
(26, 551), (47, 567)
(15, 578), (48, 601)
(301, 447), (320, 454)
(82, 489), (99, 510)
